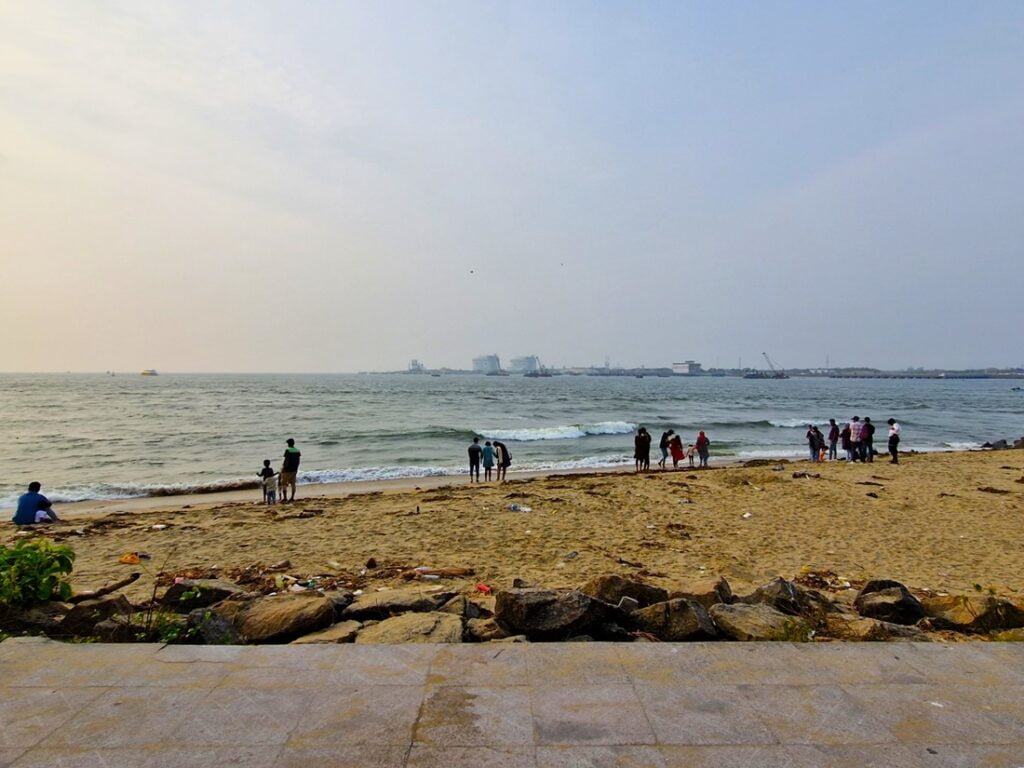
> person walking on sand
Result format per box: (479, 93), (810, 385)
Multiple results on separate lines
(861, 417), (876, 463)
(12, 482), (58, 525)
(482, 440), (495, 482)
(258, 459), (277, 504)
(279, 438), (301, 502)
(495, 440), (512, 481)
(668, 433), (685, 469)
(658, 429), (674, 469)
(887, 418), (901, 464)
(695, 431), (710, 468)
(827, 419), (840, 461)
(468, 437), (482, 483)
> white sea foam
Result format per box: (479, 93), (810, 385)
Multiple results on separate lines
(768, 418), (827, 429)
(735, 449), (809, 459)
(479, 421), (637, 441)
(941, 441), (984, 451)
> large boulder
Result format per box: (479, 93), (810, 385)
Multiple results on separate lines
(341, 588), (457, 620)
(991, 628), (1024, 642)
(579, 574), (668, 608)
(823, 613), (929, 642)
(984, 439), (1009, 450)
(291, 620), (362, 644)
(740, 577), (836, 624)
(161, 579), (250, 613)
(232, 594), (334, 643)
(668, 576), (733, 609)
(709, 603), (813, 642)
(632, 599), (717, 641)
(922, 595), (1024, 633)
(61, 594), (133, 637)
(355, 612), (463, 644)
(494, 588), (615, 640)
(854, 580), (925, 625)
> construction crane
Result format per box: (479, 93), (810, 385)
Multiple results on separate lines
(744, 352), (789, 379)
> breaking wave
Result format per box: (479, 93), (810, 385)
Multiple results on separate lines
(478, 421), (637, 441)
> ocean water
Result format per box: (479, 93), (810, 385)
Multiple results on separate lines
(0, 373), (1020, 507)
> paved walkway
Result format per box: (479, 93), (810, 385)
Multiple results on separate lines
(1, 638), (1023, 767)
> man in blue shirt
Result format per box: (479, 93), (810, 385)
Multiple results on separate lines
(12, 482), (58, 525)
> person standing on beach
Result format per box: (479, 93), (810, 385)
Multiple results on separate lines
(634, 427), (651, 472)
(12, 482), (58, 525)
(482, 440), (495, 482)
(669, 433), (685, 468)
(887, 418), (902, 464)
(827, 419), (840, 461)
(258, 460), (277, 504)
(840, 423), (853, 461)
(695, 431), (710, 468)
(861, 417), (876, 463)
(848, 416), (863, 463)
(279, 438), (301, 502)
(493, 440), (511, 481)
(806, 425), (819, 462)
(468, 437), (482, 483)
(658, 429), (674, 469)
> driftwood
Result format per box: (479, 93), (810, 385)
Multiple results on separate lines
(68, 572), (141, 604)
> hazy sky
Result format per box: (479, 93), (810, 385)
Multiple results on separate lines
(2, 2), (1022, 372)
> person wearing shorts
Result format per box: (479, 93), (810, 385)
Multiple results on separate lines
(280, 438), (301, 502)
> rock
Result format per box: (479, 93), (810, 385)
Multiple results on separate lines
(355, 612), (463, 644)
(494, 588), (615, 641)
(341, 587), (457, 620)
(61, 594), (133, 637)
(0, 602), (72, 635)
(984, 439), (1009, 450)
(325, 590), (355, 618)
(439, 595), (481, 619)
(991, 628), (1024, 642)
(161, 579), (249, 613)
(595, 623), (634, 642)
(616, 597), (640, 613)
(1014, 437), (1024, 450)
(579, 574), (668, 608)
(187, 607), (241, 644)
(92, 614), (136, 642)
(466, 617), (510, 642)
(854, 580), (925, 625)
(233, 594), (334, 643)
(291, 620), (362, 644)
(709, 603), (813, 642)
(823, 613), (929, 642)
(632, 599), (717, 641)
(922, 595), (1024, 633)
(668, 576), (733, 609)
(740, 577), (835, 624)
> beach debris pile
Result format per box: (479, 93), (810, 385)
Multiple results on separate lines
(5, 566), (1024, 646)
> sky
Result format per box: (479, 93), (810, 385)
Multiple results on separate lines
(1, 1), (1022, 372)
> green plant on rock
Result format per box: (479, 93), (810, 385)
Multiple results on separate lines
(0, 539), (75, 608)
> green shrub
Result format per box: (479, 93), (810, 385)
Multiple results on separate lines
(0, 539), (75, 607)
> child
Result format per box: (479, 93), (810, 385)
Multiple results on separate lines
(686, 444), (697, 468)
(258, 459), (277, 504)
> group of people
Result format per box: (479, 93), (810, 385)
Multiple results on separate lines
(257, 438), (302, 504)
(633, 427), (711, 471)
(467, 437), (512, 482)
(806, 417), (902, 464)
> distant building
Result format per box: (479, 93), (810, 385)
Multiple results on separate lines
(672, 360), (703, 375)
(472, 354), (501, 374)
(509, 355), (540, 373)
(408, 359), (425, 373)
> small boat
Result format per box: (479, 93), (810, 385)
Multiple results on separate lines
(431, 373), (441, 377)
(139, 369), (159, 376)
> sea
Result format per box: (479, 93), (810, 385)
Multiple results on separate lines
(0, 373), (1020, 508)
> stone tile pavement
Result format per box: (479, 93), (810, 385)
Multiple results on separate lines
(1, 638), (1023, 767)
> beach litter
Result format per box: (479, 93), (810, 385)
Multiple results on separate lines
(508, 504), (532, 512)
(151, 524), (168, 530)
(741, 512), (753, 519)
(118, 553), (141, 565)
(475, 583), (492, 594)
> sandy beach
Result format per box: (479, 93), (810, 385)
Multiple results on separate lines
(4, 451), (1023, 604)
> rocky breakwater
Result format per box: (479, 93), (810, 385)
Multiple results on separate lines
(5, 571), (1024, 646)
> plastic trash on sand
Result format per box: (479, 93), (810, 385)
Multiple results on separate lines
(151, 524), (168, 531)
(475, 583), (492, 594)
(118, 552), (141, 565)
(508, 504), (533, 512)
(741, 512), (753, 519)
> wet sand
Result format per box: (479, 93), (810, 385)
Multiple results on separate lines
(4, 451), (1023, 603)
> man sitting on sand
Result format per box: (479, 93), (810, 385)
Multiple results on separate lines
(12, 482), (59, 525)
